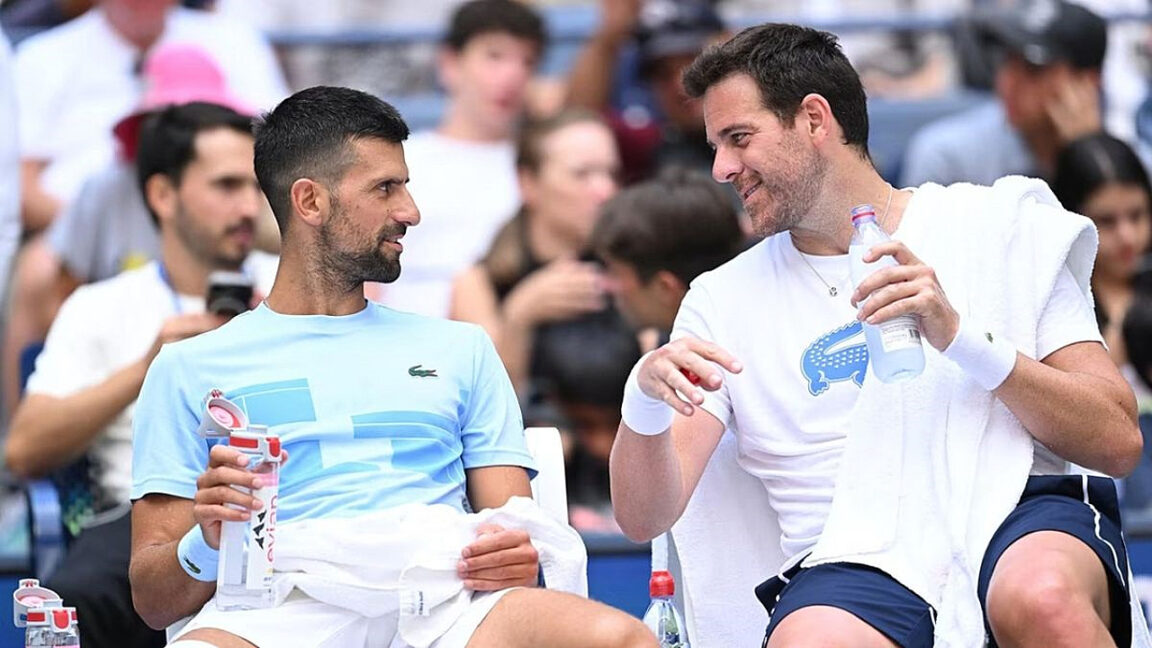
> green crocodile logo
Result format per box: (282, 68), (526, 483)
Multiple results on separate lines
(408, 364), (438, 378)
(183, 556), (202, 575)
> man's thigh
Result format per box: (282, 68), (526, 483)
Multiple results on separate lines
(459, 588), (654, 648)
(979, 475), (1131, 647)
(758, 563), (934, 648)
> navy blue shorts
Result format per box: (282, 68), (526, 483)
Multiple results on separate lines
(755, 562), (935, 648)
(978, 474), (1131, 647)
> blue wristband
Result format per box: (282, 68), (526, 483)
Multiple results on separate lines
(177, 527), (219, 582)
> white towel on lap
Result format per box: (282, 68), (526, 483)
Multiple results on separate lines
(266, 496), (587, 648)
(801, 177), (1151, 647)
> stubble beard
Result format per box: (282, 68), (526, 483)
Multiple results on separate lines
(316, 201), (402, 292)
(749, 144), (829, 239)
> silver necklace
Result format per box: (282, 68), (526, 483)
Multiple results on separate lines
(797, 184), (895, 297)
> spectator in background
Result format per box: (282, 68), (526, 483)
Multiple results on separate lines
(529, 309), (641, 533)
(0, 28), (21, 320)
(3, 102), (276, 648)
(1, 43), (277, 422)
(370, 0), (545, 318)
(566, 0), (724, 183)
(901, 0), (1106, 188)
(591, 166), (745, 344)
(1052, 132), (1152, 402)
(13, 0), (286, 233)
(450, 108), (620, 394)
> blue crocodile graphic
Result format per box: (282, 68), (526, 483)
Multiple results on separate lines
(801, 321), (869, 396)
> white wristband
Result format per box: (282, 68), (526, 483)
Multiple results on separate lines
(177, 526), (219, 582)
(941, 318), (1018, 391)
(621, 352), (675, 436)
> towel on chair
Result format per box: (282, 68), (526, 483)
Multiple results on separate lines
(265, 496), (587, 648)
(801, 176), (1151, 647)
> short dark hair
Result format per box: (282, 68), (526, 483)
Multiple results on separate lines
(135, 102), (253, 227)
(1053, 133), (1152, 215)
(532, 309), (641, 407)
(253, 86), (410, 233)
(682, 23), (871, 158)
(592, 166), (744, 286)
(443, 0), (547, 53)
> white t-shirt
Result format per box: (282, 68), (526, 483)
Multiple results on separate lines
(25, 254), (278, 506)
(14, 7), (288, 204)
(0, 30), (20, 299)
(372, 130), (520, 317)
(672, 199), (1102, 562)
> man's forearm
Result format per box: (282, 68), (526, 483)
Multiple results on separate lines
(6, 359), (148, 477)
(996, 351), (1141, 477)
(609, 425), (685, 542)
(129, 541), (216, 630)
(565, 34), (622, 110)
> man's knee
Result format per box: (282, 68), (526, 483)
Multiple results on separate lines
(987, 562), (1102, 641)
(582, 611), (658, 648)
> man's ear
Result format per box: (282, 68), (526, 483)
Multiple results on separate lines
(144, 173), (177, 225)
(653, 270), (688, 304)
(797, 92), (835, 146)
(290, 178), (329, 229)
(437, 47), (461, 93)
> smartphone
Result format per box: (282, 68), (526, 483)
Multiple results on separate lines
(206, 271), (254, 317)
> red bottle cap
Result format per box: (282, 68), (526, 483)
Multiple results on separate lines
(649, 570), (675, 598)
(679, 368), (702, 386)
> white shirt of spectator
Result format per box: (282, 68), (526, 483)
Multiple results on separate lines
(371, 130), (520, 318)
(24, 254), (278, 506)
(0, 29), (21, 299)
(14, 7), (288, 205)
(671, 195), (1101, 563)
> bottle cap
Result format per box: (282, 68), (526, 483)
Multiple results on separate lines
(850, 204), (876, 224)
(649, 570), (675, 598)
(197, 390), (248, 439)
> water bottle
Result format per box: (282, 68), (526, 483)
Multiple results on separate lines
(849, 203), (925, 382)
(643, 570), (689, 648)
(49, 608), (79, 647)
(197, 391), (281, 610)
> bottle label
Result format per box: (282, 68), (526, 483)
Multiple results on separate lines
(878, 316), (922, 352)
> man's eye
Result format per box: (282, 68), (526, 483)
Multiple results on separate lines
(732, 133), (749, 146)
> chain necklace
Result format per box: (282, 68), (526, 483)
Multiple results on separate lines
(797, 184), (894, 297)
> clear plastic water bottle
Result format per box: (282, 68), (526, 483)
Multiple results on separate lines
(849, 203), (925, 382)
(642, 570), (689, 648)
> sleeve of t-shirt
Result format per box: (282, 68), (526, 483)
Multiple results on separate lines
(459, 326), (537, 475)
(900, 126), (955, 188)
(1035, 264), (1104, 360)
(130, 344), (211, 501)
(670, 283), (734, 429)
(25, 286), (106, 397)
(46, 176), (100, 280)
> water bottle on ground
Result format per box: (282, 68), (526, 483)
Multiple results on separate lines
(198, 391), (281, 610)
(849, 203), (924, 382)
(643, 570), (689, 648)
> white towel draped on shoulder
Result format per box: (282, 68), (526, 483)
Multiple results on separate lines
(801, 176), (1151, 646)
(264, 496), (587, 648)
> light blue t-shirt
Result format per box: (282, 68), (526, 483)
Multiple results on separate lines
(131, 302), (535, 522)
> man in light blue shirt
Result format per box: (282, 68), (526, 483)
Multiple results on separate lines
(129, 86), (655, 648)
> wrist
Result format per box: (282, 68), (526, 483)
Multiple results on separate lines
(621, 352), (674, 436)
(941, 317), (1017, 391)
(177, 526), (219, 582)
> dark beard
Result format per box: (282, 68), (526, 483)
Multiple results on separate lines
(315, 212), (403, 293)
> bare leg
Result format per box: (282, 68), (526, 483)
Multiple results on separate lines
(766, 605), (900, 648)
(172, 628), (258, 648)
(986, 530), (1115, 648)
(466, 589), (658, 648)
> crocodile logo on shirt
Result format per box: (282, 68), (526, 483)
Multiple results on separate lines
(408, 364), (438, 378)
(183, 557), (202, 575)
(801, 321), (869, 396)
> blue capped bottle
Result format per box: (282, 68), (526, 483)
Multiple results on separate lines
(848, 204), (924, 382)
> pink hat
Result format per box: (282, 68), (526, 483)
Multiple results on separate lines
(114, 43), (255, 160)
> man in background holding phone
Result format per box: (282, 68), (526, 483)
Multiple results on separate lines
(3, 101), (277, 648)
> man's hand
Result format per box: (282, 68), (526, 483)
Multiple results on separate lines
(851, 241), (960, 350)
(635, 337), (742, 416)
(192, 444), (284, 549)
(457, 524), (539, 591)
(145, 313), (228, 364)
(1046, 69), (1102, 144)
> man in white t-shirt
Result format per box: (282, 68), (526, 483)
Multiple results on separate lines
(4, 102), (274, 648)
(370, 0), (543, 317)
(14, 0), (286, 232)
(611, 24), (1145, 648)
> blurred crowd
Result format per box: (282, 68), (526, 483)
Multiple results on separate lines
(0, 0), (1151, 645)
